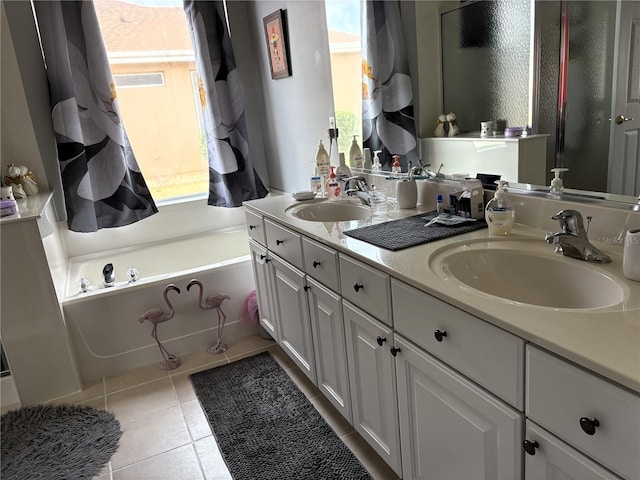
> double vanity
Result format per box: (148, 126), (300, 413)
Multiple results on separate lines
(244, 191), (640, 480)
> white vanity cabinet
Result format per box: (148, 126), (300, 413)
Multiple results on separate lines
(523, 421), (623, 480)
(526, 346), (640, 480)
(395, 335), (523, 480)
(248, 240), (278, 340)
(306, 277), (351, 422)
(269, 253), (316, 384)
(343, 301), (402, 476)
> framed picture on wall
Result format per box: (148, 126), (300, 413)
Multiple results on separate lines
(263, 9), (291, 80)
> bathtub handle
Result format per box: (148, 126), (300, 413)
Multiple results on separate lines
(276, 239), (284, 245)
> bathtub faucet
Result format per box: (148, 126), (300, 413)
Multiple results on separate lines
(103, 263), (115, 287)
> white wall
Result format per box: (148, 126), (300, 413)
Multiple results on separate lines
(244, 1), (336, 194)
(1, 1), (64, 218)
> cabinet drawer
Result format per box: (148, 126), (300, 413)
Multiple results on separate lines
(302, 237), (340, 292)
(264, 219), (303, 270)
(391, 279), (525, 409)
(339, 254), (391, 326)
(526, 346), (640, 480)
(245, 209), (265, 246)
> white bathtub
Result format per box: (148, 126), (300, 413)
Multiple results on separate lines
(63, 228), (258, 382)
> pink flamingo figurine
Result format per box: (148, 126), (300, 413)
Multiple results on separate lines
(187, 279), (230, 354)
(138, 283), (182, 370)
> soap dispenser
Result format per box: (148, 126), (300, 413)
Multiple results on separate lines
(327, 166), (341, 200)
(372, 150), (382, 171)
(484, 180), (515, 235)
(349, 135), (363, 169)
(391, 155), (401, 174)
(550, 168), (569, 194)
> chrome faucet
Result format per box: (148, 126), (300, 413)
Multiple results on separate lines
(544, 209), (611, 263)
(103, 263), (116, 287)
(345, 176), (371, 206)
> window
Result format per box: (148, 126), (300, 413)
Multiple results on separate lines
(94, 0), (208, 201)
(113, 72), (165, 88)
(325, 0), (362, 156)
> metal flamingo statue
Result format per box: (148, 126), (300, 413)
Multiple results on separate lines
(138, 283), (182, 370)
(187, 279), (230, 354)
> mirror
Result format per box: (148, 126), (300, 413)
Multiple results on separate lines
(433, 0), (639, 204)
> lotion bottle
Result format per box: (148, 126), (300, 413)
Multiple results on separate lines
(349, 135), (363, 169)
(336, 152), (352, 177)
(484, 180), (515, 235)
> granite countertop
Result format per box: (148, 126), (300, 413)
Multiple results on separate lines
(245, 194), (640, 394)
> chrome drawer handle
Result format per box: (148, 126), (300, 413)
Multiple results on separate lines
(434, 329), (448, 342)
(579, 417), (600, 435)
(353, 282), (363, 292)
(312, 260), (321, 268)
(276, 239), (284, 245)
(523, 440), (539, 455)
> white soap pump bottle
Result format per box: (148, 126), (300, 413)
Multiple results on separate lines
(372, 150), (382, 171)
(485, 180), (515, 235)
(550, 168), (569, 194)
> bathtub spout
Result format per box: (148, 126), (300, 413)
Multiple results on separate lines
(103, 263), (115, 287)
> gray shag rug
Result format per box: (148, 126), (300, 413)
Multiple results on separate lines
(1, 404), (122, 480)
(190, 352), (372, 480)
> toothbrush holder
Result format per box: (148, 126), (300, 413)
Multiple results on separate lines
(623, 228), (640, 281)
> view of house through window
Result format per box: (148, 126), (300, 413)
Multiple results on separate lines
(325, 1), (362, 156)
(94, 0), (208, 201)
(95, 0), (361, 201)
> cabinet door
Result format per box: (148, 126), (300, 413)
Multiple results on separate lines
(395, 335), (523, 480)
(343, 301), (401, 476)
(249, 240), (277, 341)
(270, 254), (316, 384)
(307, 277), (351, 423)
(524, 421), (622, 480)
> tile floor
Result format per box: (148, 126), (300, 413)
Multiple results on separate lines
(6, 335), (399, 480)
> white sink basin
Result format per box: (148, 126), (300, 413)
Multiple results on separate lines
(285, 200), (372, 222)
(430, 239), (626, 310)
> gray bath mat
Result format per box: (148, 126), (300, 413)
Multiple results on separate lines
(190, 352), (372, 480)
(1, 404), (122, 480)
(344, 211), (487, 250)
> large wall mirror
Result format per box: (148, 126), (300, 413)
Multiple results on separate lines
(437, 0), (639, 202)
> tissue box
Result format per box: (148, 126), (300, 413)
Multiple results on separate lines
(449, 180), (484, 219)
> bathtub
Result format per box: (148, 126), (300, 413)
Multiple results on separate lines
(62, 228), (258, 382)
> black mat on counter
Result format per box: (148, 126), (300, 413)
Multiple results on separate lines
(344, 212), (487, 251)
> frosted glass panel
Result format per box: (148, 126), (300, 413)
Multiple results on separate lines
(441, 0), (531, 133)
(563, 1), (616, 192)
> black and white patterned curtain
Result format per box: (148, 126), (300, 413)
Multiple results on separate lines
(361, 0), (418, 171)
(184, 1), (268, 207)
(33, 1), (158, 233)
